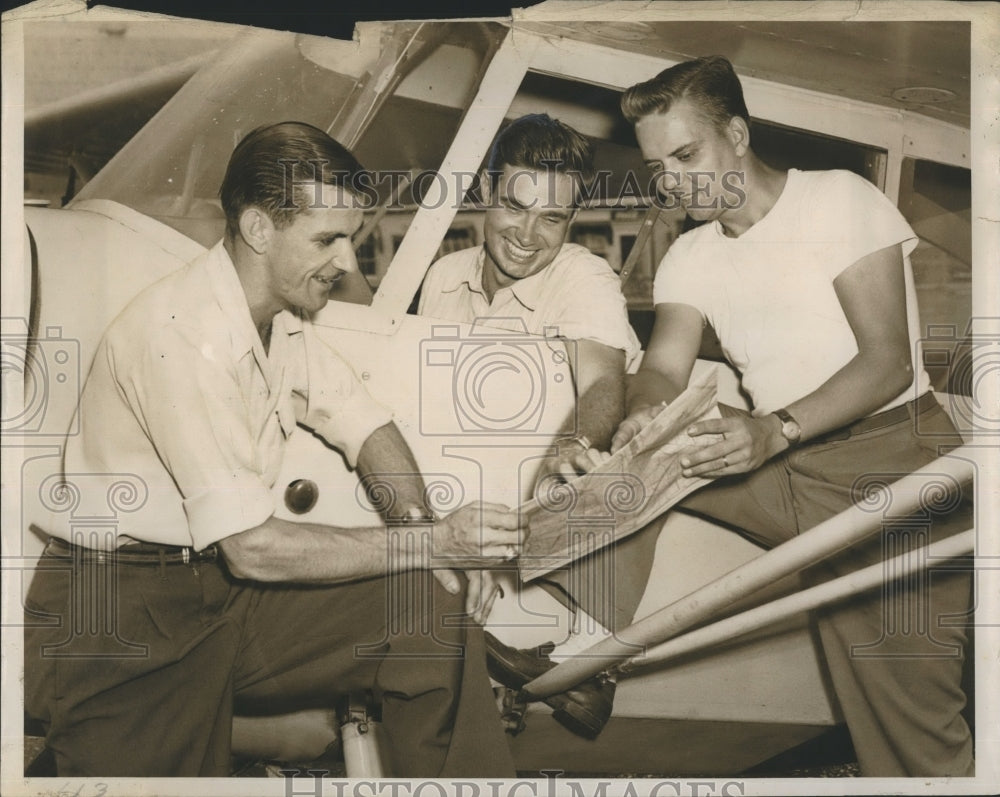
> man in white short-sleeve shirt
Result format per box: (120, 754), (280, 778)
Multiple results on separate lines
(419, 113), (641, 468)
(419, 114), (640, 739)
(25, 122), (521, 778)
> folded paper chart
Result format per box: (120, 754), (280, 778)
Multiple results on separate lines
(518, 367), (722, 581)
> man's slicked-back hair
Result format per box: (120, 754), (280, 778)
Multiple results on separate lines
(220, 121), (368, 239)
(486, 113), (595, 196)
(620, 56), (750, 131)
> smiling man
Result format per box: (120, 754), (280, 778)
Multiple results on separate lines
(418, 114), (640, 737)
(420, 114), (640, 478)
(24, 122), (520, 777)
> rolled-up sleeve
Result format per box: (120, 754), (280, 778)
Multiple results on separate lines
(296, 322), (394, 466)
(114, 326), (276, 550)
(551, 268), (641, 364)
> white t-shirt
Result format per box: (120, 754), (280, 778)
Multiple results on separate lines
(653, 168), (930, 415)
(419, 243), (641, 367)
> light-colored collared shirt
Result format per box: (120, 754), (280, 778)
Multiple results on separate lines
(417, 243), (641, 367)
(56, 241), (392, 550)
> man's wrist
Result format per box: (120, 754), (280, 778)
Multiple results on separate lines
(386, 505), (436, 526)
(761, 413), (787, 454)
(771, 407), (802, 451)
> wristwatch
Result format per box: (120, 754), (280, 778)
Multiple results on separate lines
(773, 408), (802, 447)
(557, 434), (592, 454)
(387, 506), (436, 526)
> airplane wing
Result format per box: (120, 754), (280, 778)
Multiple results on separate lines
(24, 50), (216, 185)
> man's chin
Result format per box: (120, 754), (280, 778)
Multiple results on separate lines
(497, 261), (536, 280)
(295, 296), (329, 316)
(685, 206), (721, 223)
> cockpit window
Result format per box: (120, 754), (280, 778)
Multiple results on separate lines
(73, 23), (507, 248)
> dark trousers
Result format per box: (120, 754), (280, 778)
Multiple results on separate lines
(547, 398), (974, 776)
(25, 553), (514, 777)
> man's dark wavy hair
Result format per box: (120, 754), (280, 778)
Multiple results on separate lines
(620, 55), (750, 130)
(220, 121), (368, 239)
(485, 113), (595, 198)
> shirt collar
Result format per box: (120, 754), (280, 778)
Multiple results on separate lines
(203, 240), (302, 361)
(439, 245), (560, 313)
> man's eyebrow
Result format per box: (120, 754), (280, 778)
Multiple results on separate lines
(311, 230), (350, 242)
(647, 141), (698, 167)
(500, 194), (573, 215)
(499, 193), (530, 210)
(669, 140), (697, 158)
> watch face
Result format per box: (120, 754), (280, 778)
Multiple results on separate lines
(782, 420), (802, 442)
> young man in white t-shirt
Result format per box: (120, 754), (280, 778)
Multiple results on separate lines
(497, 57), (974, 776)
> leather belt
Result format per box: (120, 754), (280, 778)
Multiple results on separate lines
(811, 391), (938, 444)
(44, 536), (218, 566)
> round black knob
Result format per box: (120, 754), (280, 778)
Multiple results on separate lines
(284, 479), (319, 514)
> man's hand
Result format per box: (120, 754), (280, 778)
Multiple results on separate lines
(610, 403), (664, 453)
(465, 570), (504, 624)
(679, 413), (786, 478)
(428, 502), (525, 568)
(433, 569), (463, 595)
(535, 437), (609, 483)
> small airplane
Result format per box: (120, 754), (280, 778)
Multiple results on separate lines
(8, 0), (984, 779)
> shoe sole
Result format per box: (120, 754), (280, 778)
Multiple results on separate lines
(486, 637), (608, 739)
(544, 693), (605, 739)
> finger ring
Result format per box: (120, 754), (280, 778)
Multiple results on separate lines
(722, 456), (729, 467)
(504, 545), (517, 561)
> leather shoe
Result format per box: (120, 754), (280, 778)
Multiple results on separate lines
(484, 631), (615, 739)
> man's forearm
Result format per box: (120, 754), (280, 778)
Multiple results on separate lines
(784, 348), (913, 443)
(625, 368), (686, 414)
(219, 504), (522, 583)
(561, 339), (627, 452)
(574, 372), (625, 450)
(356, 422), (432, 518)
(219, 515), (425, 583)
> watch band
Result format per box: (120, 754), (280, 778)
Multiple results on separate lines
(386, 506), (436, 525)
(773, 408), (796, 426)
(557, 434), (592, 453)
(773, 407), (802, 446)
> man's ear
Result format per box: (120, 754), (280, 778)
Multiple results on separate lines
(727, 116), (750, 158)
(238, 207), (273, 255)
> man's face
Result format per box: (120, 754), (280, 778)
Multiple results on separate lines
(482, 164), (577, 288)
(264, 183), (364, 314)
(635, 99), (743, 222)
